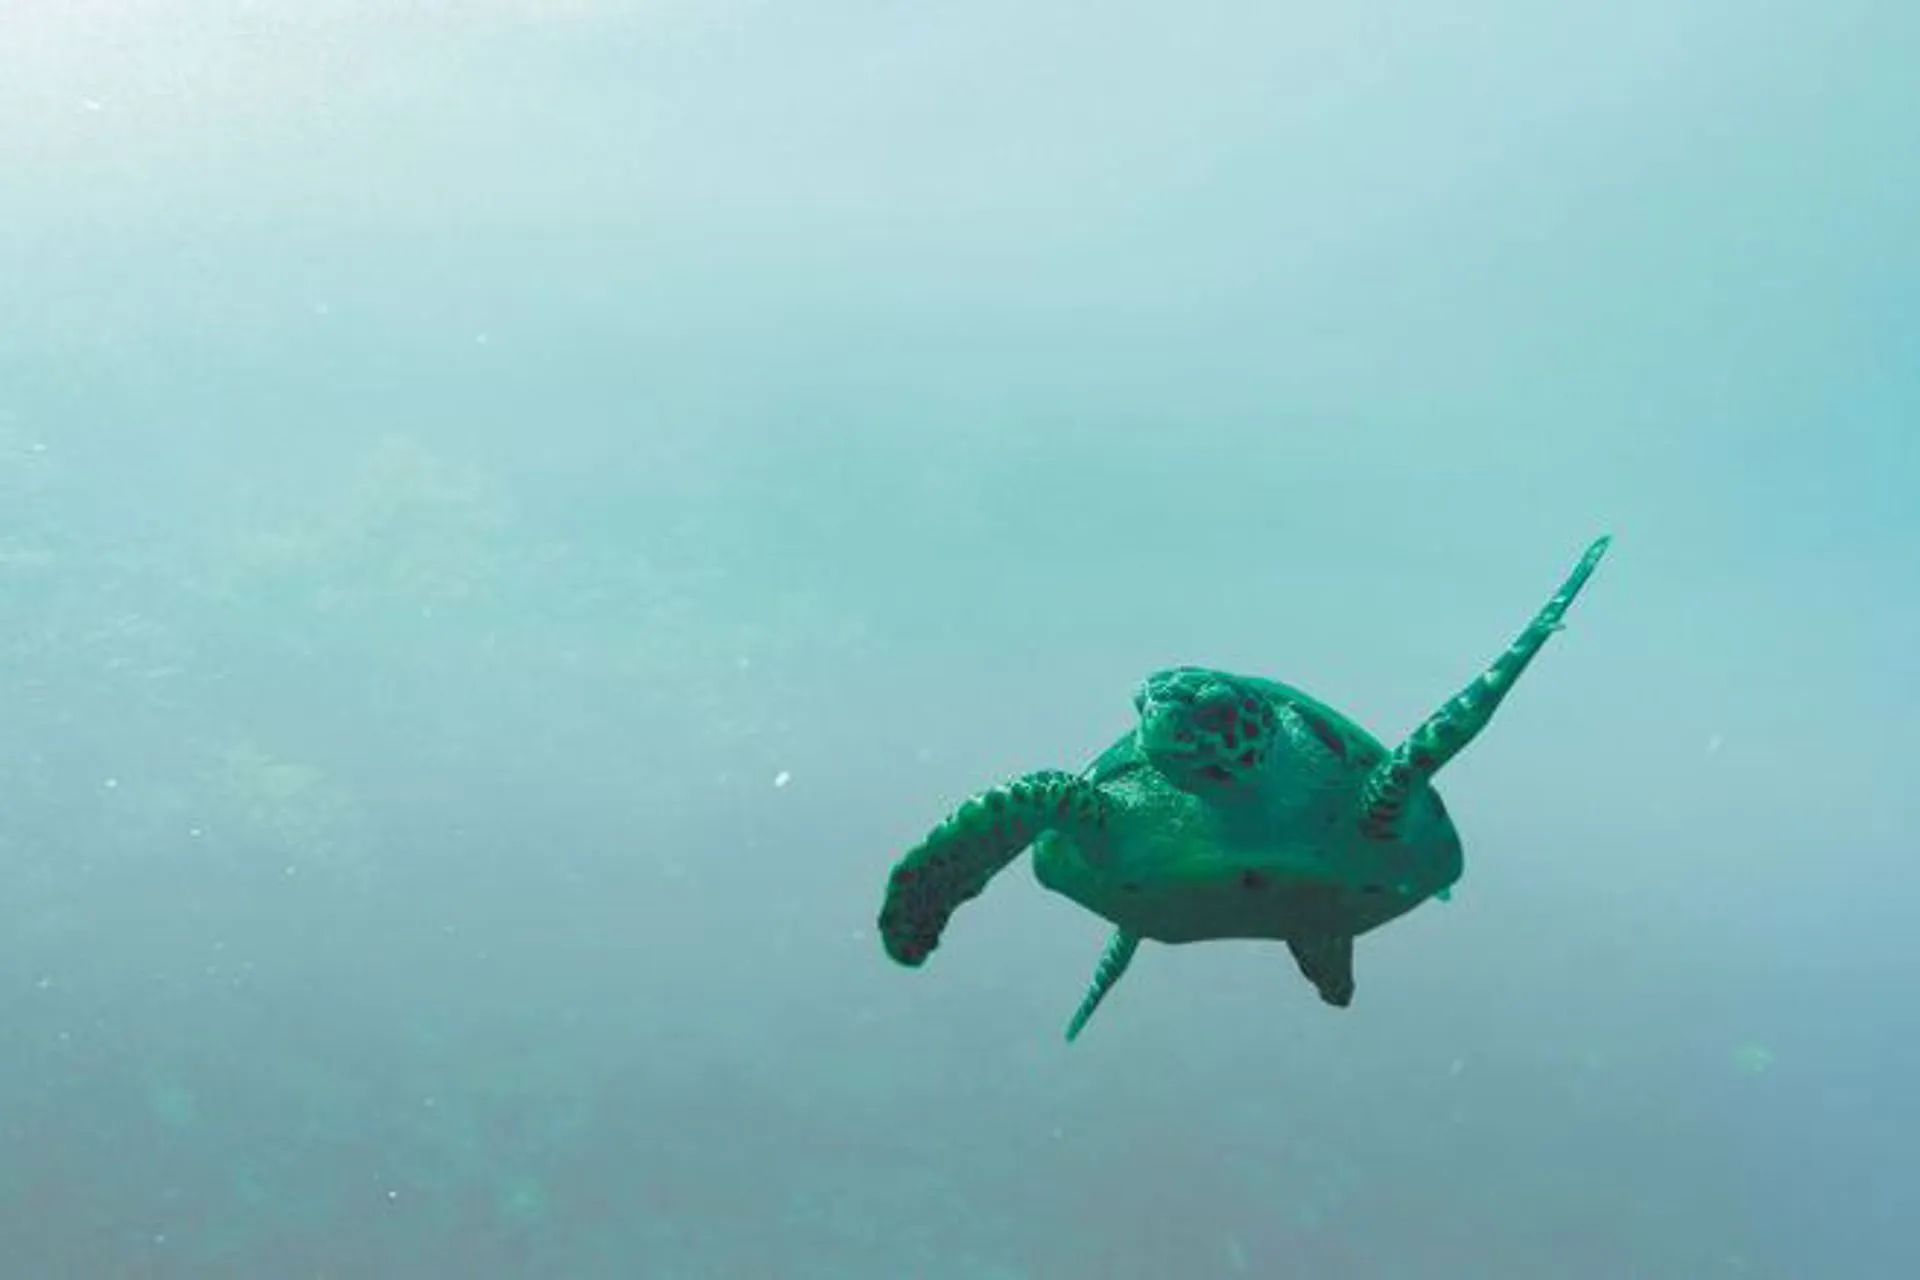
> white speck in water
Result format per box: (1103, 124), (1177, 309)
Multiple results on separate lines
(102, 777), (118, 790)
(284, 865), (297, 877)
(773, 770), (791, 788)
(386, 1188), (400, 1202)
(188, 826), (203, 838)
(81, 98), (104, 112)
(313, 302), (331, 317)
(1706, 733), (1724, 755)
(474, 332), (490, 345)
(1450, 1057), (1467, 1076)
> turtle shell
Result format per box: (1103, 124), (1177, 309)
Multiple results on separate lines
(1030, 673), (1464, 946)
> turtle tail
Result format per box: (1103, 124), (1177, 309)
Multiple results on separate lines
(1359, 534), (1611, 841)
(879, 770), (1113, 967)
(1065, 929), (1140, 1041)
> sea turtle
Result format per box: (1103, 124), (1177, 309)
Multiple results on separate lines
(877, 534), (1610, 1040)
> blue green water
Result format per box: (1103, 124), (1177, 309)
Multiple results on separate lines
(1, 2), (1915, 1276)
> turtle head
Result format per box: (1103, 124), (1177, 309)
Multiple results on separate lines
(1133, 666), (1281, 795)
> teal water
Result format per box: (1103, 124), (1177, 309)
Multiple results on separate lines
(1, 3), (1914, 1276)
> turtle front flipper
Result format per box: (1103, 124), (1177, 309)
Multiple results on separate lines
(879, 770), (1113, 967)
(1065, 928), (1140, 1042)
(1359, 534), (1611, 841)
(1286, 935), (1355, 1007)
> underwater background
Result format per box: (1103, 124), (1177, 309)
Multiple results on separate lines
(1, 2), (1916, 1276)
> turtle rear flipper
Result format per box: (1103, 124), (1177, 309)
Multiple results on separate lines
(1064, 928), (1140, 1042)
(1287, 935), (1355, 1007)
(879, 770), (1113, 967)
